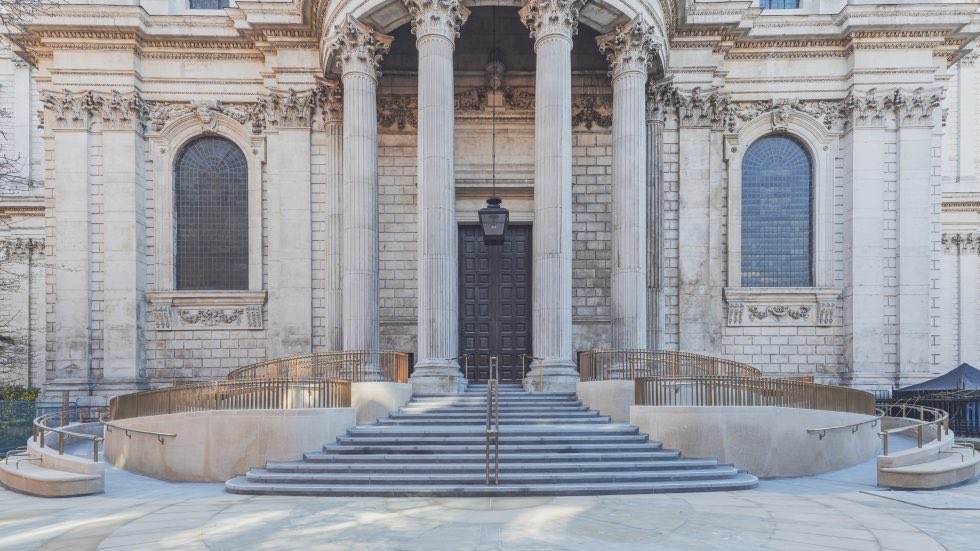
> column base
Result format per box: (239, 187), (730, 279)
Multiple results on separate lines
(409, 360), (468, 394)
(524, 360), (579, 393)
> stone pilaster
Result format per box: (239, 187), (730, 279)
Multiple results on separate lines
(320, 83), (344, 351)
(520, 0), (583, 391)
(842, 89), (889, 387)
(597, 18), (659, 353)
(956, 55), (978, 189)
(99, 91), (147, 381)
(646, 82), (670, 350)
(327, 16), (393, 357)
(891, 88), (942, 384)
(41, 91), (96, 382)
(260, 88), (318, 358)
(405, 0), (470, 392)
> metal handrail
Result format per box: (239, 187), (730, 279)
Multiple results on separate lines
(485, 356), (500, 485)
(580, 349), (762, 382)
(102, 420), (177, 445)
(32, 411), (106, 463)
(635, 376), (877, 416)
(109, 378), (351, 421)
(807, 408), (885, 440)
(226, 350), (410, 383)
(877, 403), (950, 456)
(445, 354), (471, 388)
(520, 354), (543, 391)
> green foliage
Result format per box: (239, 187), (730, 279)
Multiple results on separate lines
(0, 385), (39, 401)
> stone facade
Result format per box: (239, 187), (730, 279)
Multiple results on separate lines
(0, 1), (977, 399)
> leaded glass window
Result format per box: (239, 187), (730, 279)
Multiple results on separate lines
(741, 135), (813, 287)
(189, 0), (229, 9)
(174, 136), (248, 290)
(760, 0), (799, 8)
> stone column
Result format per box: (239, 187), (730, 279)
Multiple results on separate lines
(101, 92), (147, 381)
(405, 0), (469, 393)
(598, 18), (658, 352)
(957, 239), (980, 367)
(320, 83), (344, 351)
(893, 89), (941, 384)
(956, 55), (978, 190)
(520, 0), (583, 391)
(327, 16), (393, 356)
(262, 89), (317, 358)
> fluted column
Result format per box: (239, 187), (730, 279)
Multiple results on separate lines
(520, 0), (582, 392)
(320, 84), (344, 351)
(598, 18), (658, 353)
(406, 0), (470, 392)
(327, 16), (393, 358)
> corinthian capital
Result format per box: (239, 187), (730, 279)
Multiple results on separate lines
(404, 0), (470, 41)
(519, 0), (585, 43)
(888, 87), (943, 127)
(326, 15), (394, 80)
(596, 17), (660, 80)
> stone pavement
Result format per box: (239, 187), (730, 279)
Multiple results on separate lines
(1, 453), (979, 550)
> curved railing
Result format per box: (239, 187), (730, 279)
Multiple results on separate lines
(579, 349), (762, 382)
(634, 376), (877, 416)
(109, 379), (350, 421)
(32, 407), (108, 463)
(225, 350), (409, 383)
(877, 402), (950, 456)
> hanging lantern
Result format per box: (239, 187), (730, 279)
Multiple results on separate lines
(479, 196), (508, 246)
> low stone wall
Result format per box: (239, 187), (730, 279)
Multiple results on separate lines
(351, 382), (413, 425)
(631, 406), (880, 478)
(576, 380), (634, 422)
(105, 408), (356, 482)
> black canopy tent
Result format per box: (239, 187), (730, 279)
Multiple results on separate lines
(893, 363), (980, 399)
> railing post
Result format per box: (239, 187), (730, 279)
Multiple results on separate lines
(917, 425), (923, 448)
(883, 433), (889, 456)
(93, 438), (100, 462)
(58, 431), (64, 455)
(60, 390), (69, 427)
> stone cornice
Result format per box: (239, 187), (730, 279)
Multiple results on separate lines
(325, 15), (393, 79)
(596, 17), (661, 80)
(404, 0), (470, 41)
(519, 0), (586, 44)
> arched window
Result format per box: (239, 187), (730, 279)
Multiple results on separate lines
(741, 135), (813, 287)
(174, 136), (248, 290)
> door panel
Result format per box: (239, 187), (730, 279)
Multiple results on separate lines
(458, 225), (532, 382)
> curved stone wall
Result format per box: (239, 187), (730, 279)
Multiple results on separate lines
(104, 408), (356, 482)
(631, 406), (880, 478)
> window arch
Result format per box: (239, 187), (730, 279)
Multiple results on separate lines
(741, 134), (813, 287)
(174, 136), (249, 290)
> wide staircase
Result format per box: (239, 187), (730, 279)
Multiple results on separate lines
(226, 383), (757, 496)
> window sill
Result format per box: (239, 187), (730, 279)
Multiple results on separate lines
(723, 287), (841, 327)
(146, 290), (266, 331)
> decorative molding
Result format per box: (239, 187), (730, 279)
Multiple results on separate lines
(519, 0), (585, 42)
(504, 87), (535, 110)
(318, 81), (344, 124)
(723, 288), (842, 327)
(888, 87), (943, 127)
(256, 88), (317, 129)
(377, 95), (418, 130)
(842, 88), (887, 128)
(454, 87), (487, 111)
(40, 89), (149, 131)
(942, 232), (980, 253)
(675, 87), (728, 129)
(646, 81), (675, 123)
(725, 98), (848, 133)
(0, 238), (43, 258)
(146, 291), (266, 331)
(404, 0), (470, 41)
(596, 17), (661, 79)
(943, 201), (980, 213)
(145, 100), (261, 135)
(326, 15), (393, 79)
(572, 95), (612, 130)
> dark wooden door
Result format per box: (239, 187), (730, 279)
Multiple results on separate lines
(459, 225), (532, 382)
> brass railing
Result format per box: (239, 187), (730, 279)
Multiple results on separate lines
(109, 378), (351, 421)
(32, 408), (108, 463)
(225, 351), (409, 383)
(485, 356), (500, 485)
(579, 349), (762, 382)
(878, 402), (950, 456)
(635, 376), (876, 416)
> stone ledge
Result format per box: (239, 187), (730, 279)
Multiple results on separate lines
(724, 287), (842, 327)
(146, 290), (267, 331)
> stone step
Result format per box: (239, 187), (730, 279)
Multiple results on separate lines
(413, 393), (576, 399)
(264, 458), (722, 474)
(225, 473), (760, 497)
(336, 434), (651, 446)
(406, 397), (581, 405)
(375, 417), (612, 425)
(242, 466), (740, 486)
(399, 405), (589, 413)
(345, 424), (640, 438)
(386, 411), (601, 420)
(302, 450), (683, 463)
(322, 443), (664, 454)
